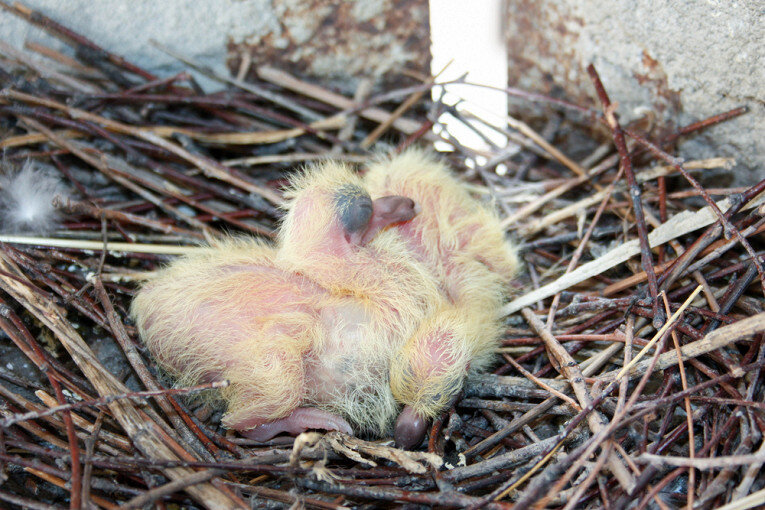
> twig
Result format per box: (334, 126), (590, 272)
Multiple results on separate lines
(587, 64), (662, 326)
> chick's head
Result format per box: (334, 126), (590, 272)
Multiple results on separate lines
(277, 161), (419, 292)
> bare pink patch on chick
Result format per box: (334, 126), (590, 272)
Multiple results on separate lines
(237, 407), (353, 441)
(412, 327), (463, 380)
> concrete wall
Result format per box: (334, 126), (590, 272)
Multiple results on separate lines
(506, 0), (764, 183)
(0, 0), (430, 93)
(1, 1), (761, 181)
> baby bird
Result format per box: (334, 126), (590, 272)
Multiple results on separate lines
(365, 151), (519, 447)
(132, 162), (426, 440)
(131, 150), (517, 447)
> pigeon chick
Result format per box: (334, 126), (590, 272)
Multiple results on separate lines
(131, 162), (429, 440)
(365, 150), (519, 448)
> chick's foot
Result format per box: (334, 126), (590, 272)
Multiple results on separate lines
(236, 407), (354, 441)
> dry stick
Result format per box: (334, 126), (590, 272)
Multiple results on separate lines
(0, 40), (99, 93)
(503, 190), (765, 315)
(462, 342), (622, 460)
(23, 468), (119, 510)
(61, 89), (344, 146)
(360, 62), (449, 148)
(626, 127), (765, 298)
(502, 354), (581, 410)
(0, 128), (86, 148)
(334, 78), (373, 151)
(361, 77), (432, 148)
(638, 449), (765, 470)
(488, 289), (706, 507)
(663, 105), (749, 143)
(685, 217), (765, 277)
(0, 489), (66, 510)
(514, 324), (677, 509)
(94, 277), (221, 460)
(500, 161), (610, 229)
(2, 89), (283, 205)
(733, 339), (765, 500)
(443, 430), (583, 482)
(32, 391), (131, 453)
(522, 308), (635, 493)
(560, 443), (613, 510)
(148, 114), (345, 145)
(0, 301), (82, 510)
(505, 114), (586, 177)
(119, 70), (193, 94)
(0, 0), (157, 81)
(616, 317), (634, 419)
(80, 411), (103, 509)
(694, 428), (756, 508)
(226, 152), (370, 167)
(714, 487), (765, 510)
(0, 254), (243, 509)
(49, 376), (82, 510)
(614, 286), (703, 379)
(296, 477), (511, 509)
(659, 178), (765, 290)
(230, 483), (346, 510)
(545, 167), (624, 325)
(602, 223), (764, 297)
(0, 235), (202, 255)
(0, 234), (207, 256)
(602, 312), (765, 386)
(10, 104), (281, 227)
(519, 158), (731, 235)
(0, 407), (73, 453)
(15, 115), (216, 236)
(121, 468), (229, 510)
(256, 65), (422, 135)
(54, 197), (205, 240)
(0, 302), (97, 401)
(732, 438), (765, 499)
(151, 40), (323, 122)
(587, 64), (662, 327)
(661, 294), (695, 510)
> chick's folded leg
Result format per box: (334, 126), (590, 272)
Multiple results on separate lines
(390, 308), (477, 449)
(221, 336), (353, 441)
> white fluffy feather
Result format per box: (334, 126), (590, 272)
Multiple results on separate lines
(0, 161), (67, 233)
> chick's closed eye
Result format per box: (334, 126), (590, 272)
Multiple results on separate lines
(335, 185), (373, 236)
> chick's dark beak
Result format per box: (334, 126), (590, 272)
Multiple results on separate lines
(394, 405), (428, 450)
(339, 190), (418, 246)
(358, 195), (419, 245)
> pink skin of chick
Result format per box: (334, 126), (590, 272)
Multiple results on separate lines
(132, 188), (419, 443)
(365, 151), (520, 449)
(134, 151), (516, 449)
(240, 192), (419, 441)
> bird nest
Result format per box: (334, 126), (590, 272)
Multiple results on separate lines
(0, 3), (764, 509)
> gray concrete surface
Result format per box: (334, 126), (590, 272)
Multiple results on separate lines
(1, 1), (761, 181)
(506, 0), (764, 183)
(0, 1), (279, 89)
(0, 0), (429, 94)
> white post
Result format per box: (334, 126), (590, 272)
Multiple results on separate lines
(429, 0), (509, 165)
